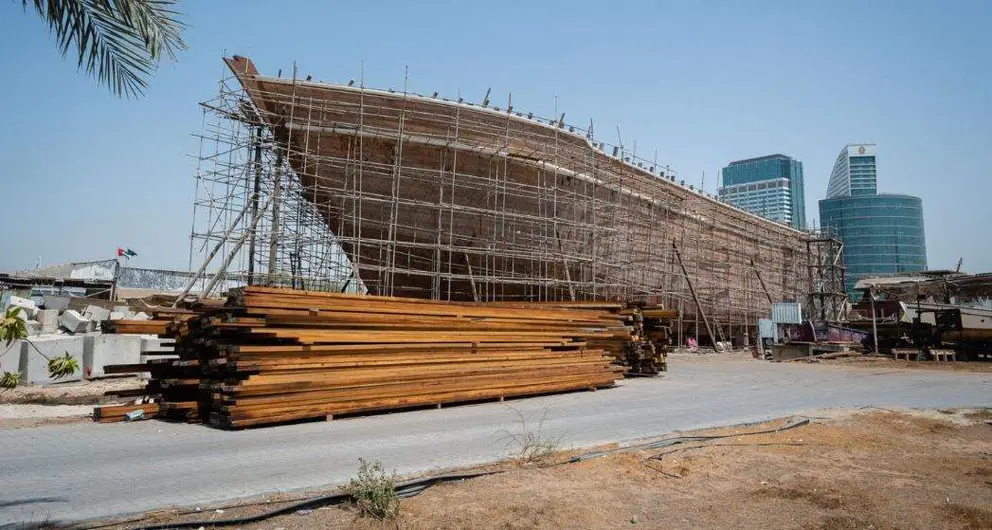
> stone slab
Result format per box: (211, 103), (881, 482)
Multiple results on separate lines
(18, 336), (85, 384)
(35, 310), (59, 333)
(83, 334), (142, 378)
(6, 296), (38, 319)
(59, 310), (89, 334)
(83, 305), (111, 322)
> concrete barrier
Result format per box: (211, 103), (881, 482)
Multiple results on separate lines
(140, 337), (175, 354)
(83, 334), (142, 378)
(18, 336), (85, 384)
(0, 340), (25, 376)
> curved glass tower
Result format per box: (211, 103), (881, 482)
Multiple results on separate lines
(818, 144), (927, 298)
(819, 194), (927, 295)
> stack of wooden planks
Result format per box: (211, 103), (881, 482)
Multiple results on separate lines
(96, 287), (627, 428)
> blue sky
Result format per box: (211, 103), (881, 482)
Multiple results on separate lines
(1, 0), (989, 272)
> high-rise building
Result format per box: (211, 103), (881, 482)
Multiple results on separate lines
(718, 154), (806, 229)
(825, 144), (878, 198)
(818, 144), (927, 297)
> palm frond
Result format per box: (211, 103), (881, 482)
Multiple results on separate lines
(1, 307), (28, 346)
(23, 0), (187, 98)
(48, 351), (80, 380)
(0, 371), (20, 389)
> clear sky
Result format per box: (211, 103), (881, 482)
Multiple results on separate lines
(1, 0), (989, 273)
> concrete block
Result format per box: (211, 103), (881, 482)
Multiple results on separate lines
(18, 336), (84, 384)
(6, 296), (38, 319)
(59, 310), (89, 334)
(36, 310), (59, 333)
(83, 305), (111, 322)
(0, 340), (25, 376)
(83, 334), (142, 378)
(26, 321), (42, 336)
(42, 295), (71, 312)
(140, 337), (175, 353)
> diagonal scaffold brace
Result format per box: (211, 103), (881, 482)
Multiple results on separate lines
(672, 240), (719, 353)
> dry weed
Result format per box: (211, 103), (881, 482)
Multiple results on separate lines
(941, 503), (992, 530)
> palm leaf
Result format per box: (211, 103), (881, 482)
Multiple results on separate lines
(1, 307), (28, 346)
(0, 371), (20, 389)
(48, 352), (80, 380)
(22, 0), (187, 98)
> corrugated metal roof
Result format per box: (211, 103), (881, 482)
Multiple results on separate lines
(771, 302), (803, 324)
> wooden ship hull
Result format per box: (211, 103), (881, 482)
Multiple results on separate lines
(221, 56), (809, 341)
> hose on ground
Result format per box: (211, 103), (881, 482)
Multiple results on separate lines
(129, 416), (810, 529)
(130, 471), (495, 530)
(569, 416), (810, 462)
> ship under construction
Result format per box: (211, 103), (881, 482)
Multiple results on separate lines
(189, 56), (820, 345)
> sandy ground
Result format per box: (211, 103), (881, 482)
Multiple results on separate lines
(98, 407), (992, 530)
(0, 404), (93, 428)
(815, 355), (992, 372)
(672, 349), (992, 372)
(0, 376), (144, 405)
(0, 377), (143, 428)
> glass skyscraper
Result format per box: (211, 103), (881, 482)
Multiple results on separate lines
(818, 144), (927, 297)
(718, 154), (806, 229)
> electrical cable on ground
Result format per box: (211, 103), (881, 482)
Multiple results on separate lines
(126, 417), (811, 530)
(130, 471), (495, 530)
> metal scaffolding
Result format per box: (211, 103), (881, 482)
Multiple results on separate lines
(188, 56), (812, 345)
(806, 230), (848, 322)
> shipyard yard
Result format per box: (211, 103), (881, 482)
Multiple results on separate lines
(3, 2), (992, 530)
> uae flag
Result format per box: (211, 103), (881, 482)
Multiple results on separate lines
(117, 248), (137, 257)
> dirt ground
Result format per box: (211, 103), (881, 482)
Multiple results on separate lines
(813, 355), (992, 372)
(671, 349), (992, 373)
(101, 408), (992, 530)
(0, 376), (143, 405)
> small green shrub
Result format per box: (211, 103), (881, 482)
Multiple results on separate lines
(0, 371), (20, 389)
(47, 352), (79, 380)
(344, 458), (400, 520)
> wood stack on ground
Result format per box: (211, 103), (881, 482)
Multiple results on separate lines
(96, 287), (628, 428)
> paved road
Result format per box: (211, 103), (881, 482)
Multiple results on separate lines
(1, 358), (989, 526)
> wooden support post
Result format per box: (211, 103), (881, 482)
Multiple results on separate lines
(673, 240), (719, 353)
(464, 252), (480, 302)
(554, 227), (577, 302)
(750, 257), (774, 306)
(247, 126), (263, 285)
(267, 147), (284, 280)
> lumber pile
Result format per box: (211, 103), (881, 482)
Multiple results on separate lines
(101, 305), (217, 336)
(101, 319), (171, 335)
(96, 287), (627, 428)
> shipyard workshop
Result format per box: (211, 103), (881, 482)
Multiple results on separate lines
(0, 56), (989, 530)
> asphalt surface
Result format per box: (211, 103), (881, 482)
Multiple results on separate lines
(1, 356), (989, 526)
